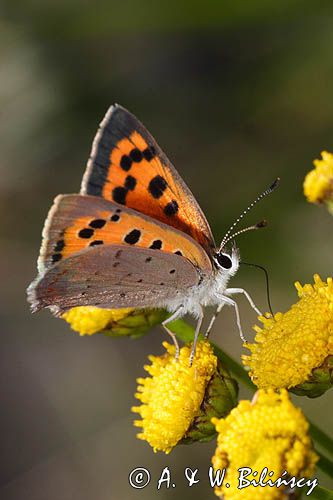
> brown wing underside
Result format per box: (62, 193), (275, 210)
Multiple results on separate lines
(80, 104), (215, 253)
(28, 245), (203, 314)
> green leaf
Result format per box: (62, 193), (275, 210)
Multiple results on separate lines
(316, 452), (333, 479)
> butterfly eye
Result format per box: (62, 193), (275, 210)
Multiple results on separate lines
(216, 252), (233, 270)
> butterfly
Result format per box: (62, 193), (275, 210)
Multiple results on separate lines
(27, 104), (278, 362)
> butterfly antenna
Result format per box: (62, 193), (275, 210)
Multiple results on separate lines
(223, 220), (267, 246)
(219, 178), (280, 252)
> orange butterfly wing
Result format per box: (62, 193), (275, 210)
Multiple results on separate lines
(80, 105), (215, 254)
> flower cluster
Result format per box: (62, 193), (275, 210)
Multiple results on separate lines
(211, 390), (318, 499)
(243, 275), (333, 396)
(132, 340), (238, 453)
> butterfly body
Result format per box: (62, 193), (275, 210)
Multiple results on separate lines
(161, 250), (240, 318)
(28, 104), (268, 356)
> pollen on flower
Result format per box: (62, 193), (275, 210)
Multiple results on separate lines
(62, 306), (133, 335)
(304, 150), (333, 204)
(132, 340), (217, 453)
(211, 389), (318, 500)
(242, 275), (333, 391)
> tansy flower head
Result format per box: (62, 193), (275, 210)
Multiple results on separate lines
(243, 275), (333, 397)
(132, 340), (238, 453)
(62, 306), (167, 337)
(304, 151), (333, 210)
(212, 389), (318, 500)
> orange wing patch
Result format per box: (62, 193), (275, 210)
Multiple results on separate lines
(40, 195), (212, 274)
(81, 105), (215, 254)
(62, 209), (207, 268)
(104, 131), (184, 219)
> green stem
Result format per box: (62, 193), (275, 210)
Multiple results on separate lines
(212, 342), (256, 391)
(309, 485), (333, 499)
(168, 318), (333, 476)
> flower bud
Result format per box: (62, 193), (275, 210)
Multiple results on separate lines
(62, 306), (167, 337)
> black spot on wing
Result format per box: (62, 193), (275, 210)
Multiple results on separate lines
(164, 200), (179, 216)
(120, 155), (132, 171)
(148, 175), (167, 199)
(54, 239), (65, 252)
(79, 228), (94, 238)
(52, 253), (62, 263)
(89, 219), (106, 229)
(89, 240), (104, 246)
(112, 186), (127, 204)
(124, 229), (141, 245)
(125, 175), (137, 191)
(110, 214), (120, 222)
(142, 146), (156, 161)
(150, 239), (162, 249)
(130, 148), (143, 162)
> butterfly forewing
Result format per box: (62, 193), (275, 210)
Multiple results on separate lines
(37, 194), (212, 274)
(81, 104), (215, 253)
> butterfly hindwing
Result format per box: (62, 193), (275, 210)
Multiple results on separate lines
(81, 104), (215, 253)
(29, 244), (202, 314)
(37, 194), (212, 275)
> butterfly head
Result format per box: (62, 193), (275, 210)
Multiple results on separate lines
(213, 245), (240, 277)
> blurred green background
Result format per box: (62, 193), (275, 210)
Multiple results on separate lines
(1, 1), (332, 499)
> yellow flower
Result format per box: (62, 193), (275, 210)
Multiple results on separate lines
(211, 389), (318, 500)
(132, 340), (219, 453)
(304, 150), (333, 205)
(62, 306), (167, 337)
(62, 306), (134, 335)
(243, 275), (333, 395)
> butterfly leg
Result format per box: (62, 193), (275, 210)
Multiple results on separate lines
(189, 309), (204, 366)
(216, 295), (246, 342)
(224, 288), (262, 316)
(162, 307), (184, 360)
(204, 303), (226, 339)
